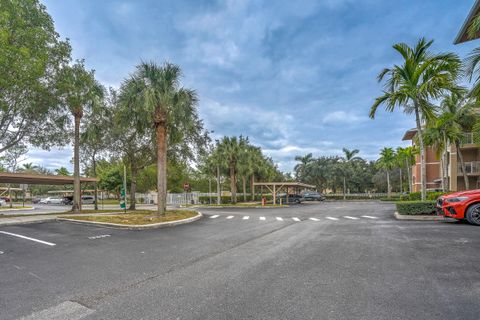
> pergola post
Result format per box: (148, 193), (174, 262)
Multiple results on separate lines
(273, 184), (276, 206)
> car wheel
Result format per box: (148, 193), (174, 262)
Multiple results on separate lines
(466, 203), (480, 226)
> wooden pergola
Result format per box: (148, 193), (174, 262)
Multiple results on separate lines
(253, 182), (316, 205)
(0, 172), (97, 185)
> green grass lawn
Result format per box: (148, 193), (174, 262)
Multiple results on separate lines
(62, 210), (197, 225)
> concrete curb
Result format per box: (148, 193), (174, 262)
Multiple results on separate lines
(0, 217), (57, 226)
(57, 212), (203, 230)
(394, 211), (445, 221)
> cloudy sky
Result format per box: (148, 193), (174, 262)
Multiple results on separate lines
(29, 0), (479, 172)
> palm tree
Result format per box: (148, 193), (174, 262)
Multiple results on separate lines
(55, 167), (71, 176)
(20, 163), (38, 173)
(216, 136), (248, 204)
(377, 147), (396, 198)
(396, 146), (417, 193)
(121, 62), (198, 215)
(369, 38), (461, 200)
(58, 60), (101, 213)
(294, 153), (314, 180)
(341, 148), (361, 199)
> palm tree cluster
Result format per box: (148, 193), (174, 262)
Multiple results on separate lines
(201, 136), (282, 204)
(371, 37), (480, 200)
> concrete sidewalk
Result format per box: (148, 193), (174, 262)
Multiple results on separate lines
(0, 215), (58, 226)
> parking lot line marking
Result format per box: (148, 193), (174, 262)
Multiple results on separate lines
(292, 217), (300, 222)
(0, 231), (56, 246)
(226, 215), (234, 219)
(0, 251), (3, 254)
(276, 217), (283, 221)
(210, 215), (219, 219)
(344, 216), (359, 220)
(326, 217), (339, 221)
(243, 216), (250, 220)
(309, 217), (320, 221)
(259, 216), (266, 221)
(361, 215), (378, 219)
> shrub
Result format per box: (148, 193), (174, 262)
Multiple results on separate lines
(400, 191), (447, 201)
(396, 201), (437, 215)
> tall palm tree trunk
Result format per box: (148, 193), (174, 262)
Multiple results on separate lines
(242, 176), (247, 202)
(93, 154), (98, 210)
(229, 164), (236, 204)
(386, 170), (391, 198)
(250, 175), (255, 201)
(216, 165), (221, 205)
(406, 159), (412, 193)
(129, 165), (137, 210)
(414, 104), (427, 201)
(456, 142), (469, 190)
(399, 168), (403, 193)
(156, 121), (167, 216)
(72, 111), (82, 213)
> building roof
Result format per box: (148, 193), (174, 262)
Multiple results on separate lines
(402, 128), (417, 141)
(0, 173), (98, 185)
(454, 0), (480, 44)
(253, 182), (316, 189)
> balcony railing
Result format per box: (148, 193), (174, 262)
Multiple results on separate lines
(460, 132), (475, 145)
(458, 161), (480, 175)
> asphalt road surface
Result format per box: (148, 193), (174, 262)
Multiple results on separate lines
(0, 201), (478, 320)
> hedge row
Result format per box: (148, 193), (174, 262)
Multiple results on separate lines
(325, 195), (385, 200)
(396, 201), (437, 215)
(400, 191), (446, 201)
(199, 195), (273, 204)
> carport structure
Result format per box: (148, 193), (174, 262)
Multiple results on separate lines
(253, 182), (316, 205)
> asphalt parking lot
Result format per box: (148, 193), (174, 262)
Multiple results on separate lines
(0, 201), (478, 320)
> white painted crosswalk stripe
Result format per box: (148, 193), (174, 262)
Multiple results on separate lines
(226, 215), (234, 219)
(243, 216), (250, 220)
(276, 217), (283, 221)
(292, 217), (300, 222)
(361, 215), (378, 219)
(309, 217), (320, 221)
(259, 216), (266, 221)
(326, 217), (339, 221)
(343, 216), (359, 220)
(210, 215), (219, 219)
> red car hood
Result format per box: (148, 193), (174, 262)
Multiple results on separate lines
(442, 189), (480, 199)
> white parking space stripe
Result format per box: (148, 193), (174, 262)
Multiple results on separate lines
(326, 217), (339, 221)
(226, 215), (234, 219)
(361, 215), (378, 219)
(292, 217), (300, 222)
(210, 215), (219, 219)
(343, 216), (359, 220)
(309, 217), (320, 221)
(276, 217), (283, 221)
(0, 231), (56, 246)
(243, 216), (250, 220)
(0, 251), (3, 254)
(259, 217), (266, 221)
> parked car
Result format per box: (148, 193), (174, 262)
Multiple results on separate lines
(62, 196), (73, 205)
(81, 195), (95, 204)
(0, 197), (10, 203)
(276, 194), (303, 204)
(32, 197), (41, 204)
(0, 199), (6, 206)
(39, 197), (63, 204)
(436, 189), (480, 226)
(301, 191), (326, 201)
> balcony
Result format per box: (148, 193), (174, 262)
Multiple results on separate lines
(460, 132), (479, 149)
(458, 161), (480, 175)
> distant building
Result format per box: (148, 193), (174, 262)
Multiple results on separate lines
(403, 129), (480, 192)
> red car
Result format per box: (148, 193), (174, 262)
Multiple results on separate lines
(437, 190), (480, 226)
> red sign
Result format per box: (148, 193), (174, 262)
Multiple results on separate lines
(183, 183), (190, 191)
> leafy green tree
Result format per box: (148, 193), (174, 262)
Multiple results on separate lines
(0, 0), (71, 153)
(294, 153), (314, 180)
(57, 60), (102, 213)
(396, 146), (417, 193)
(340, 148), (361, 199)
(121, 62), (204, 215)
(55, 167), (71, 176)
(377, 147), (397, 198)
(370, 38), (461, 200)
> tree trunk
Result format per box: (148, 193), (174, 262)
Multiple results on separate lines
(406, 159), (412, 193)
(250, 175), (255, 201)
(242, 176), (247, 202)
(456, 142), (469, 190)
(156, 122), (167, 216)
(343, 176), (346, 200)
(129, 165), (137, 210)
(414, 103), (426, 201)
(386, 170), (391, 198)
(216, 165), (221, 205)
(229, 163), (236, 204)
(399, 168), (403, 193)
(93, 154), (98, 210)
(72, 112), (82, 213)
(8, 184), (12, 208)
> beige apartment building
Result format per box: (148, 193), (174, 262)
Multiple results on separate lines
(403, 129), (480, 192)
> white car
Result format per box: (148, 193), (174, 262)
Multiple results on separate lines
(39, 197), (63, 204)
(0, 199), (6, 206)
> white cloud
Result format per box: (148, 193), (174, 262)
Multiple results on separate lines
(322, 111), (367, 124)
